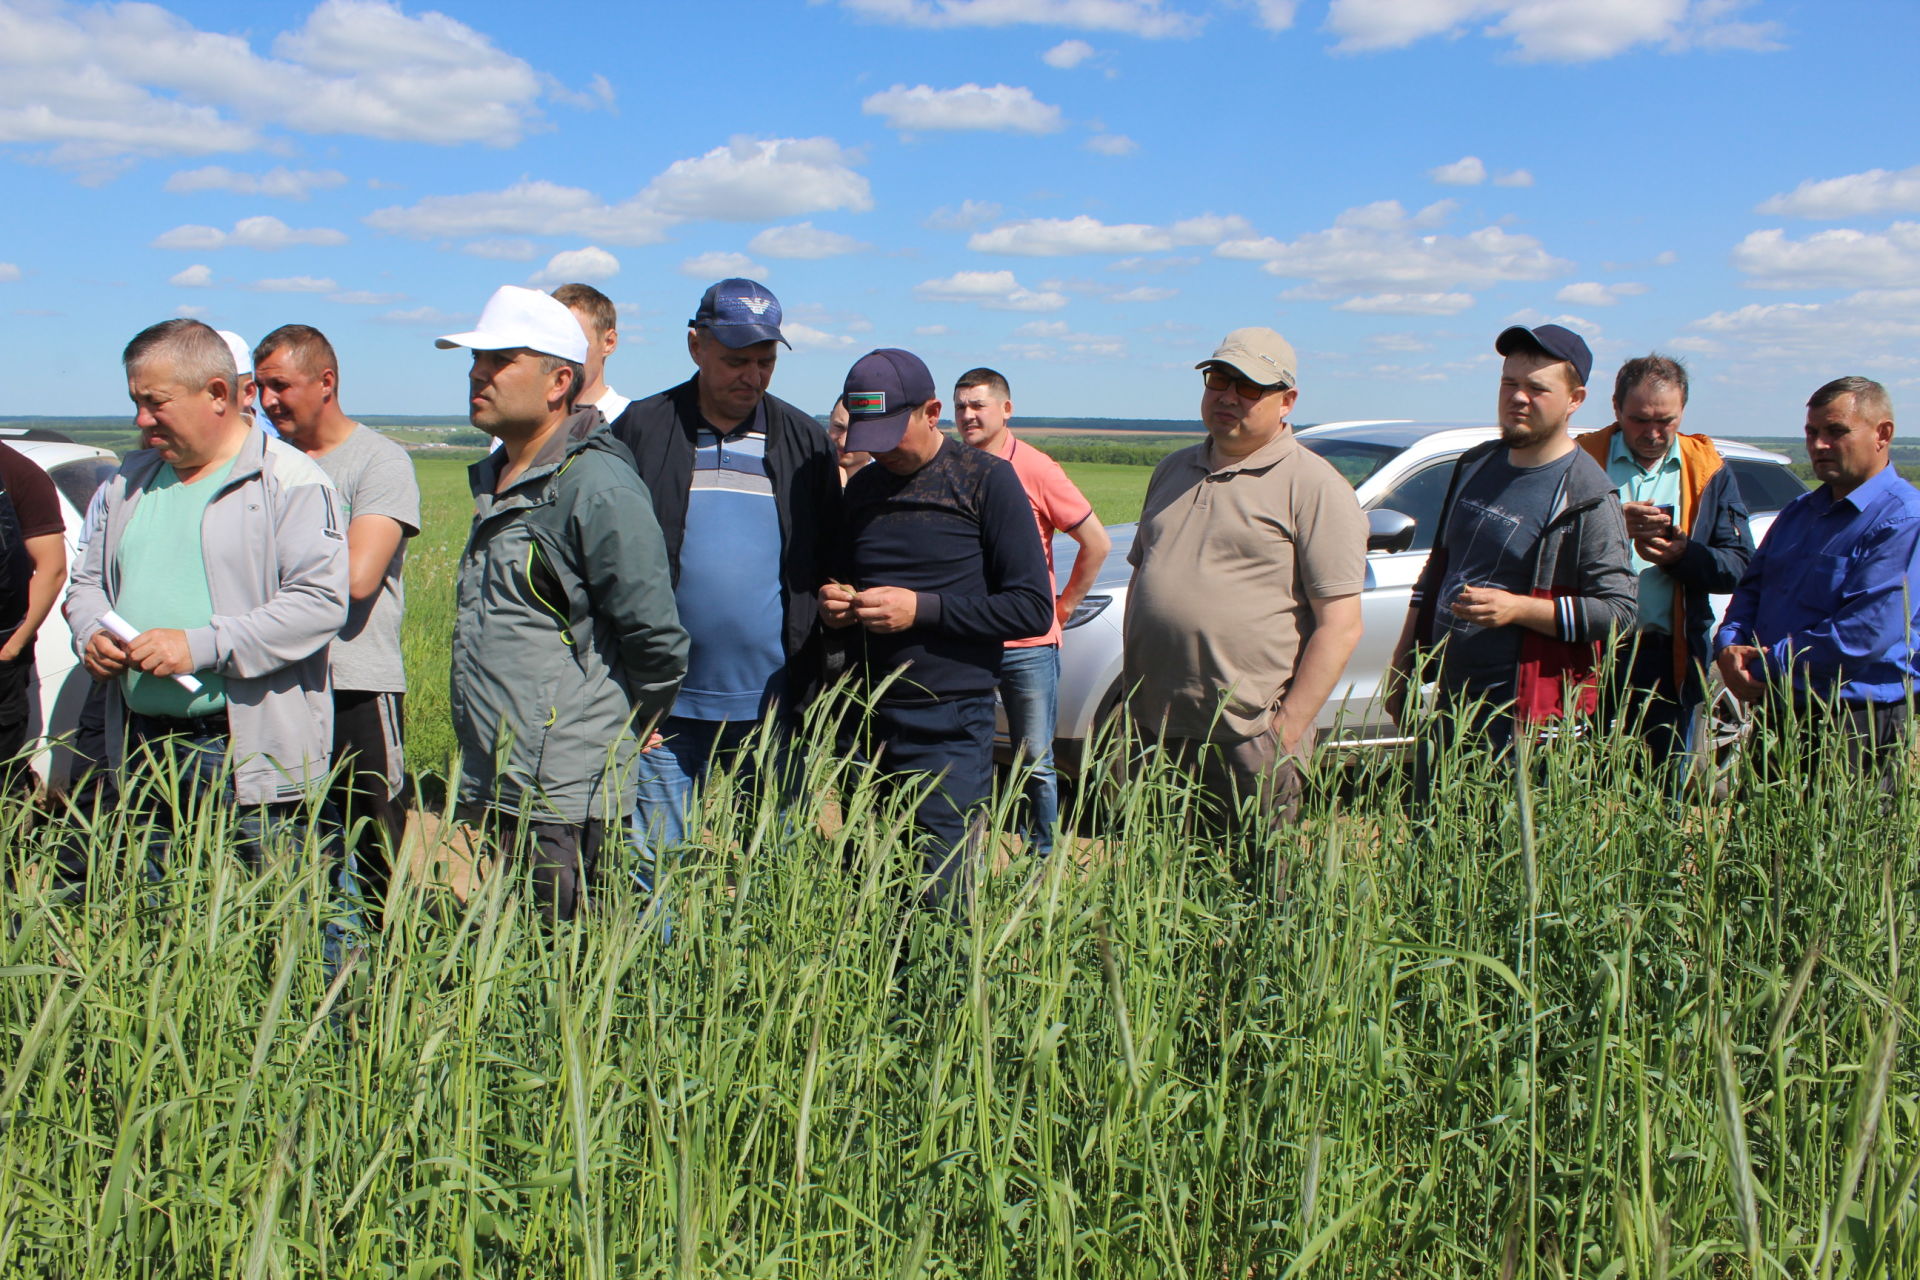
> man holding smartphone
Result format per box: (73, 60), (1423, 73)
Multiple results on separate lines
(1576, 354), (1753, 771)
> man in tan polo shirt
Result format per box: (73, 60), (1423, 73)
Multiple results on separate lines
(1123, 327), (1366, 843)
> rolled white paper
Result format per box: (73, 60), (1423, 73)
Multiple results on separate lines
(99, 610), (205, 695)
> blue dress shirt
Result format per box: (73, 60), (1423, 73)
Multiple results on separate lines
(1713, 464), (1920, 703)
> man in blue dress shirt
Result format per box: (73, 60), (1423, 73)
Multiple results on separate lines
(1714, 376), (1920, 783)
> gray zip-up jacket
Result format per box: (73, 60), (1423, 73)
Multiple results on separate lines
(67, 431), (349, 804)
(452, 419), (688, 824)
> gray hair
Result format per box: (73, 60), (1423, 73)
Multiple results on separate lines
(1809, 375), (1894, 425)
(536, 353), (585, 411)
(1613, 353), (1690, 408)
(122, 318), (237, 395)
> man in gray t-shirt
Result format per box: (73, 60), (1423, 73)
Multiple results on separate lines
(256, 325), (421, 924)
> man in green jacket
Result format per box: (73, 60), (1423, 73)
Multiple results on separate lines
(439, 287), (688, 920)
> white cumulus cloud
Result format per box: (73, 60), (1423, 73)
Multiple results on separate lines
(677, 251), (766, 280)
(1043, 38), (1096, 67)
(461, 238), (539, 261)
(1556, 281), (1648, 306)
(1217, 199), (1567, 297)
(1689, 287), (1920, 376)
(1085, 132), (1138, 156)
(164, 166), (348, 200)
(915, 269), (1067, 312)
(1732, 224), (1920, 290)
(863, 84), (1063, 133)
(0, 263), (20, 283)
(1326, 0), (1782, 62)
(252, 275), (337, 293)
(1334, 292), (1475, 316)
(835, 0), (1202, 38)
(1110, 285), (1176, 302)
(1493, 168), (1534, 187)
(168, 263), (213, 287)
(748, 222), (867, 259)
(1430, 155), (1486, 186)
(782, 322), (857, 351)
(530, 246), (621, 287)
(969, 211), (1250, 256)
(1759, 166), (1920, 220)
(926, 200), (1003, 231)
(152, 215), (348, 250)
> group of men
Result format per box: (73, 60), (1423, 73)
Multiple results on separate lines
(4, 278), (1914, 924)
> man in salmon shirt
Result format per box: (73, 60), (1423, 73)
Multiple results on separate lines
(1576, 354), (1752, 773)
(954, 368), (1110, 856)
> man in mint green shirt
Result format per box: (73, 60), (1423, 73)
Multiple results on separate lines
(68, 318), (349, 886)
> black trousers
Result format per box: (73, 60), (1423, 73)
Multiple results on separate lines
(0, 648), (31, 800)
(461, 805), (606, 923)
(862, 694), (997, 911)
(331, 690), (407, 923)
(1751, 691), (1909, 796)
(1598, 633), (1694, 772)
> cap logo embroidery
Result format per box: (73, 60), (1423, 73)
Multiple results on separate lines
(732, 295), (775, 316)
(847, 390), (886, 414)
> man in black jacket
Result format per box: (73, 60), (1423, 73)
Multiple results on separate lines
(609, 279), (840, 867)
(1576, 354), (1753, 771)
(820, 349), (1052, 909)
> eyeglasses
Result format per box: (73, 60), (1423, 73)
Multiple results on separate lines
(1201, 366), (1288, 401)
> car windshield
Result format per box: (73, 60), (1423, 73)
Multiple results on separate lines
(49, 457), (119, 518)
(1297, 438), (1403, 488)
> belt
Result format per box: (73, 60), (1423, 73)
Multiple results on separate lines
(129, 709), (230, 738)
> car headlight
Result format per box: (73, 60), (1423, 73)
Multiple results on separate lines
(1063, 594), (1112, 631)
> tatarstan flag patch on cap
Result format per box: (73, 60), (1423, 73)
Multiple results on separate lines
(847, 390), (887, 415)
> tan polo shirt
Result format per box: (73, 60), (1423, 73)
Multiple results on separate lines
(1123, 428), (1366, 742)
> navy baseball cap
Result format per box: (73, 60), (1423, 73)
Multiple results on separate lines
(691, 277), (789, 349)
(841, 349), (936, 454)
(1495, 323), (1592, 387)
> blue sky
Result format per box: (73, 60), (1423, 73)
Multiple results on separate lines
(2, 0), (1916, 435)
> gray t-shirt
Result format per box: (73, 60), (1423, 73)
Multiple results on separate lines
(315, 424), (420, 693)
(1435, 449), (1576, 699)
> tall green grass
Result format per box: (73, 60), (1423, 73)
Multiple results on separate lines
(1, 690), (1914, 1277)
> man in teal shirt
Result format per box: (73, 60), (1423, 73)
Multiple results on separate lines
(68, 318), (349, 879)
(1578, 355), (1753, 771)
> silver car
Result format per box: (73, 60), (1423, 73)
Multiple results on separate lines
(1021, 420), (1808, 776)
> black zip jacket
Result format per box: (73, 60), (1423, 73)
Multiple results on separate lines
(609, 379), (842, 708)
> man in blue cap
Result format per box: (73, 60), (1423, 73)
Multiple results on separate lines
(1386, 323), (1636, 771)
(820, 348), (1053, 908)
(610, 279), (841, 873)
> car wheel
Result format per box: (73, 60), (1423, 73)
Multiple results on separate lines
(1698, 674), (1751, 801)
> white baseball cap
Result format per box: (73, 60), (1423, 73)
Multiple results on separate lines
(216, 329), (253, 376)
(435, 285), (588, 364)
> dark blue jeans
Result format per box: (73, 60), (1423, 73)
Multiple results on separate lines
(629, 714), (797, 887)
(998, 645), (1060, 855)
(864, 694), (997, 911)
(127, 714), (362, 963)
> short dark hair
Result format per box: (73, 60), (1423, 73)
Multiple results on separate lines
(1809, 375), (1894, 424)
(551, 283), (617, 338)
(122, 318), (235, 393)
(953, 367), (1011, 401)
(254, 323), (340, 385)
(1613, 353), (1688, 409)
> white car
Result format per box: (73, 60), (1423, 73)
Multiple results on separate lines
(1029, 420), (1807, 776)
(5, 430), (121, 789)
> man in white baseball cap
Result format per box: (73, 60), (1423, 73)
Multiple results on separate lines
(215, 329), (277, 438)
(439, 285), (688, 921)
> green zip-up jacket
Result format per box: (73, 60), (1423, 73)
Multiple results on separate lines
(452, 417), (688, 824)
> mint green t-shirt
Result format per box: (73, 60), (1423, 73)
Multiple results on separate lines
(114, 459), (235, 718)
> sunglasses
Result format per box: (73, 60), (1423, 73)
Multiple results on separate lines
(1201, 366), (1289, 401)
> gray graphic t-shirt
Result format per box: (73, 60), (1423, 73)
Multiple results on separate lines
(315, 424), (421, 693)
(1435, 448), (1575, 699)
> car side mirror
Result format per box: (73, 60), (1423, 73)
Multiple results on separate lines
(1367, 508), (1417, 554)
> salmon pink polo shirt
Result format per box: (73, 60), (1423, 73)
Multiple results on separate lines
(986, 434), (1095, 648)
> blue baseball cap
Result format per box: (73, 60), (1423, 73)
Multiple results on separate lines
(1495, 323), (1593, 387)
(841, 348), (936, 454)
(691, 277), (789, 348)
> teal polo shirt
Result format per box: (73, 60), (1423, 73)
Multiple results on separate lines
(1605, 431), (1682, 635)
(114, 458), (234, 718)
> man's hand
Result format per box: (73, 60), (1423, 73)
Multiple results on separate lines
(640, 729), (664, 753)
(1716, 645), (1767, 703)
(125, 628), (195, 678)
(1634, 529), (1687, 566)
(0, 630), (30, 664)
(83, 630), (130, 679)
(1622, 500), (1674, 540)
(817, 582), (858, 630)
(853, 586), (918, 634)
(1270, 705), (1312, 760)
(1054, 594), (1073, 626)
(1449, 585), (1525, 629)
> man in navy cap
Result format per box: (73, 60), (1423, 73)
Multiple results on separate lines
(820, 348), (1053, 908)
(1386, 323), (1636, 772)
(610, 279), (840, 876)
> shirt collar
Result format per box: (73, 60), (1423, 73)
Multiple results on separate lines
(1828, 461), (1901, 512)
(1203, 426), (1297, 474)
(1608, 426), (1679, 475)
